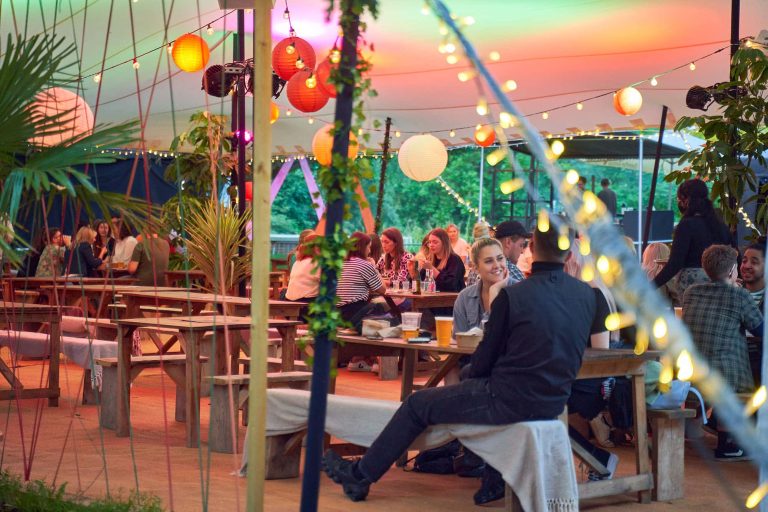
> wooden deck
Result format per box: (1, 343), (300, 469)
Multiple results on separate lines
(0, 348), (757, 511)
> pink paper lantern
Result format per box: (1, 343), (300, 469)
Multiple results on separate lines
(29, 87), (94, 147)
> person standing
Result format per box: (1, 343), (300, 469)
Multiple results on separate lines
(446, 223), (470, 265)
(597, 178), (618, 217)
(493, 220), (530, 283)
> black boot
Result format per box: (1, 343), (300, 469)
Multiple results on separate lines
(473, 465), (505, 505)
(454, 447), (486, 478)
(322, 450), (371, 501)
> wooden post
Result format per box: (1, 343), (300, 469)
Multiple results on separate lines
(246, 1), (272, 510)
(374, 117), (392, 234)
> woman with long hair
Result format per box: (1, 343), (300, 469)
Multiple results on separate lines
(285, 233), (321, 303)
(376, 227), (412, 284)
(412, 228), (465, 292)
(642, 242), (679, 305)
(287, 229), (316, 272)
(111, 218), (138, 266)
(337, 232), (387, 333)
(653, 179), (730, 295)
(368, 232), (383, 266)
(66, 226), (105, 277)
(453, 238), (508, 333)
(35, 227), (67, 277)
(92, 219), (115, 260)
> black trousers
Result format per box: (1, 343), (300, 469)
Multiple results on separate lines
(357, 378), (528, 482)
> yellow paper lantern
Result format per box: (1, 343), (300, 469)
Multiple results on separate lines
(613, 86), (643, 116)
(172, 34), (210, 72)
(270, 102), (280, 124)
(29, 87), (94, 147)
(311, 125), (358, 166)
(397, 134), (448, 182)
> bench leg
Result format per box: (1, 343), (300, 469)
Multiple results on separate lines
(378, 356), (399, 381)
(651, 417), (686, 501)
(82, 370), (99, 405)
(265, 432), (302, 479)
(99, 366), (117, 430)
(209, 384), (239, 453)
(163, 366), (187, 423)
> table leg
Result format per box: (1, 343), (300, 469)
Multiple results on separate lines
(277, 325), (297, 371)
(400, 349), (416, 402)
(423, 354), (461, 389)
(631, 371), (652, 504)
(116, 325), (136, 437)
(48, 317), (61, 407)
(183, 330), (201, 448)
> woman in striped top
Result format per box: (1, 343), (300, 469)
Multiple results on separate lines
(337, 232), (387, 333)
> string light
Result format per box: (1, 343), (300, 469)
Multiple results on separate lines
(500, 178), (524, 195)
(550, 140), (565, 157)
(421, 3), (430, 15)
(206, 24), (214, 35)
(576, 102), (584, 110)
(132, 58), (140, 69)
(295, 56), (305, 69)
(286, 42), (296, 55)
(579, 236), (590, 256)
(395, 130), (401, 138)
(503, 80), (518, 92)
(446, 54), (459, 65)
(676, 350), (694, 381)
(449, 129), (456, 137)
(93, 73), (101, 83)
(653, 317), (668, 340)
(746, 483), (768, 509)
(436, 177), (485, 221)
(537, 209), (550, 232)
(744, 386), (767, 416)
(542, 112), (549, 120)
(457, 70), (474, 82)
(283, 8), (290, 19)
(286, 110), (292, 116)
(476, 97), (488, 116)
(565, 169), (580, 186)
(650, 76), (658, 86)
(308, 117), (314, 124)
(605, 312), (636, 331)
(499, 111), (513, 128)
(689, 62), (696, 71)
(489, 51), (501, 61)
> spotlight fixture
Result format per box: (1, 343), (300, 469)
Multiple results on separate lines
(201, 60), (286, 99)
(685, 83), (748, 111)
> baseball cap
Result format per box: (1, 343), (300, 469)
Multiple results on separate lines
(494, 220), (531, 239)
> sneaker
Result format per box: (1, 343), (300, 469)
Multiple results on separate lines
(321, 450), (371, 502)
(714, 445), (751, 461)
(588, 453), (619, 481)
(347, 360), (372, 372)
(589, 414), (615, 448)
(371, 363), (380, 374)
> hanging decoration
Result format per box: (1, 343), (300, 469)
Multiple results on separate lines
(286, 68), (329, 113)
(613, 86), (643, 116)
(474, 125), (495, 147)
(171, 33), (210, 72)
(29, 87), (94, 147)
(311, 125), (358, 165)
(272, 37), (316, 81)
(270, 102), (280, 124)
(244, 181), (253, 201)
(397, 134), (448, 182)
(316, 57), (337, 98)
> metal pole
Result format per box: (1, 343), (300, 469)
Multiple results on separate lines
(642, 106), (668, 254)
(478, 147), (485, 222)
(637, 136), (644, 261)
(300, 2), (360, 510)
(246, 2), (272, 510)
(236, 9), (247, 296)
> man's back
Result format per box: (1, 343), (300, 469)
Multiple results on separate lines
(470, 262), (604, 419)
(131, 237), (170, 286)
(597, 188), (617, 217)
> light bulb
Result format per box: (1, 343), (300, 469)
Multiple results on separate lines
(283, 8), (290, 19)
(167, 44), (173, 53)
(689, 62), (696, 71)
(286, 110), (292, 116)
(305, 74), (317, 88)
(207, 25), (214, 35)
(550, 140), (565, 156)
(289, 28), (296, 37)
(537, 209), (549, 232)
(286, 43), (296, 55)
(746, 483), (768, 509)
(605, 312), (636, 331)
(565, 169), (580, 185)
(557, 232), (570, 251)
(358, 128), (364, 136)
(295, 57), (305, 69)
(576, 102), (584, 110)
(579, 236), (590, 256)
(444, 42), (456, 54)
(499, 112), (513, 128)
(659, 361), (674, 384)
(438, 43), (447, 54)
(503, 79), (517, 92)
(439, 23), (448, 36)
(745, 386), (767, 416)
(542, 112), (549, 120)
(93, 73), (101, 83)
(476, 98), (488, 116)
(583, 191), (598, 213)
(676, 350), (694, 381)
(308, 117), (314, 124)
(132, 59), (140, 69)
(596, 255), (610, 274)
(449, 129), (456, 137)
(489, 51), (501, 61)
(446, 54), (458, 65)
(581, 265), (594, 282)
(457, 70), (474, 82)
(653, 317), (668, 339)
(395, 130), (401, 138)
(463, 16), (475, 25)
(499, 178), (524, 195)
(330, 48), (341, 64)
(650, 76), (658, 86)
(486, 148), (507, 166)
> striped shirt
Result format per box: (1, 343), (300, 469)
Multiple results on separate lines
(337, 257), (383, 306)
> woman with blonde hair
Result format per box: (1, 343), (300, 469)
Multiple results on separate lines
(65, 226), (105, 277)
(642, 242), (679, 305)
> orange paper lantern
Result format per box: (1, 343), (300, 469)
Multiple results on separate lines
(311, 125), (358, 166)
(287, 69), (329, 113)
(272, 37), (316, 81)
(613, 86), (643, 116)
(316, 58), (337, 98)
(172, 33), (210, 72)
(270, 102), (280, 124)
(474, 125), (496, 147)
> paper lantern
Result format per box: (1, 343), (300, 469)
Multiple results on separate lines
(316, 58), (337, 98)
(474, 125), (495, 147)
(397, 134), (448, 182)
(311, 125), (358, 166)
(270, 102), (280, 124)
(29, 87), (94, 147)
(286, 69), (329, 113)
(172, 33), (210, 72)
(614, 86), (643, 116)
(272, 37), (316, 81)
(244, 182), (252, 201)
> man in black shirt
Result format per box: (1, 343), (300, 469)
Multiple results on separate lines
(323, 221), (610, 503)
(597, 178), (617, 217)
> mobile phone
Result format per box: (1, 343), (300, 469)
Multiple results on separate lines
(407, 337), (431, 344)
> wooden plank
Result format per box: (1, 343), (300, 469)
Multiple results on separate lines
(578, 474), (653, 500)
(631, 372), (652, 504)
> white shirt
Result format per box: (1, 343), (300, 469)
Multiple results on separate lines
(112, 236), (138, 265)
(451, 237), (471, 264)
(285, 257), (320, 301)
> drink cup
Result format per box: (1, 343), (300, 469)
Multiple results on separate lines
(401, 311), (422, 340)
(435, 317), (453, 347)
(402, 328), (419, 341)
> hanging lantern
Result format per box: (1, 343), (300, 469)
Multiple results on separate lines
(272, 37), (316, 81)
(244, 182), (253, 201)
(397, 134), (448, 182)
(613, 86), (643, 116)
(270, 102), (280, 124)
(316, 58), (337, 98)
(286, 68), (329, 113)
(474, 125), (495, 147)
(29, 87), (94, 147)
(311, 125), (358, 166)
(171, 33), (210, 72)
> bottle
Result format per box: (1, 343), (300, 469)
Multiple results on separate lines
(414, 260), (421, 294)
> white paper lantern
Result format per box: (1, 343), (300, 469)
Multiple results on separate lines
(397, 134), (448, 182)
(29, 87), (94, 147)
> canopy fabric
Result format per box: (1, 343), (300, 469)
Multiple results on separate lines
(3, 0), (766, 155)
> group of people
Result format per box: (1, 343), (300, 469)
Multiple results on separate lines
(317, 177), (765, 505)
(15, 216), (170, 286)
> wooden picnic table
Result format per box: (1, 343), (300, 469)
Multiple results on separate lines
(3, 276), (136, 302)
(335, 335), (656, 504)
(112, 315), (300, 447)
(384, 290), (460, 312)
(0, 301), (61, 406)
(164, 269), (207, 288)
(40, 284), (183, 318)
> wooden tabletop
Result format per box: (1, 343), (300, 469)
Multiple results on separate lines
(337, 334), (472, 355)
(113, 315), (300, 331)
(0, 300), (62, 315)
(40, 284), (182, 293)
(6, 276), (136, 288)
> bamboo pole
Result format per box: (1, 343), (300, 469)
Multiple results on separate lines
(247, 1), (272, 510)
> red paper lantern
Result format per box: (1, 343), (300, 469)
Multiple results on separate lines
(474, 125), (496, 147)
(311, 125), (358, 166)
(272, 37), (316, 81)
(244, 182), (253, 201)
(613, 86), (643, 116)
(287, 69), (329, 113)
(172, 34), (210, 72)
(270, 102), (280, 124)
(316, 58), (337, 98)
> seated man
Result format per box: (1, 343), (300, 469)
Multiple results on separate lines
(682, 244), (763, 460)
(128, 223), (170, 287)
(323, 220), (610, 503)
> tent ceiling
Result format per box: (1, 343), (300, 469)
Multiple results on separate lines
(4, 0), (767, 155)
(511, 132), (692, 160)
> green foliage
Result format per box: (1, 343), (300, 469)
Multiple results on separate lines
(185, 200), (251, 294)
(0, 470), (163, 511)
(0, 34), (150, 262)
(669, 47), (768, 234)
